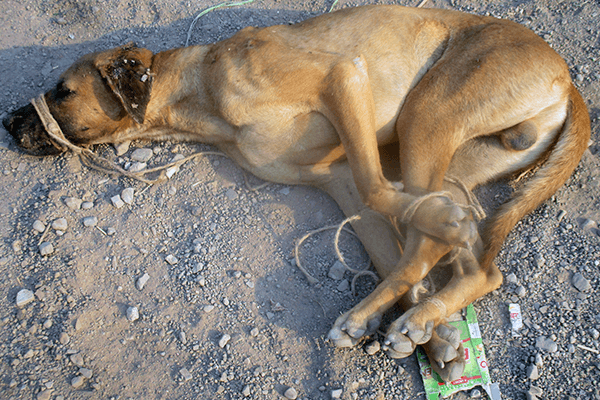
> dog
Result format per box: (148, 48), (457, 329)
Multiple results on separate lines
(3, 5), (590, 381)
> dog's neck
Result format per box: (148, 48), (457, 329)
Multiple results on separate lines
(139, 45), (237, 145)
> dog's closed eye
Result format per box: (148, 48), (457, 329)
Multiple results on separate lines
(53, 79), (74, 101)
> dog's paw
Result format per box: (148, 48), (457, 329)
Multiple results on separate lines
(411, 196), (477, 247)
(328, 310), (381, 348)
(425, 324), (466, 382)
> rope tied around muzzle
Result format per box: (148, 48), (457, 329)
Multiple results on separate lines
(30, 94), (225, 185)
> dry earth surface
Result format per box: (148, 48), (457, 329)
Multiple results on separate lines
(0, 0), (599, 399)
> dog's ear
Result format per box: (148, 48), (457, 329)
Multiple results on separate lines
(95, 43), (154, 124)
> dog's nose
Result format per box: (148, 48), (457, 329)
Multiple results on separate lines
(2, 113), (20, 138)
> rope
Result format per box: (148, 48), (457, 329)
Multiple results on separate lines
(30, 94), (227, 185)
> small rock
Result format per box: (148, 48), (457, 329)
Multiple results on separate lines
(43, 319), (53, 329)
(534, 353), (543, 367)
(471, 388), (482, 398)
(572, 273), (591, 292)
(33, 220), (46, 232)
(250, 327), (259, 337)
(37, 390), (52, 400)
(225, 188), (238, 200)
(131, 148), (153, 162)
(121, 188), (134, 205)
(527, 364), (540, 380)
(337, 279), (350, 292)
(180, 368), (192, 381)
(515, 285), (527, 298)
(166, 165), (179, 179)
(70, 353), (84, 367)
(79, 368), (93, 379)
(165, 255), (178, 265)
(55, 17), (67, 25)
(126, 306), (139, 322)
(136, 273), (150, 290)
(114, 141), (130, 156)
(110, 195), (125, 209)
(328, 260), (346, 280)
(284, 387), (298, 399)
(506, 272), (518, 285)
(536, 336), (558, 353)
(81, 201), (94, 210)
(52, 218), (68, 231)
(16, 289), (34, 307)
(71, 376), (84, 389)
(179, 330), (187, 344)
(219, 334), (231, 348)
(529, 386), (543, 397)
(128, 162), (147, 172)
(65, 197), (82, 210)
(82, 216), (98, 227)
(279, 187), (290, 195)
(107, 227), (116, 236)
(203, 305), (214, 313)
(59, 332), (70, 345)
(365, 340), (381, 355)
(39, 242), (54, 256)
(331, 388), (343, 399)
(242, 385), (251, 396)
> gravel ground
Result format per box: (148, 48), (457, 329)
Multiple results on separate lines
(0, 1), (599, 399)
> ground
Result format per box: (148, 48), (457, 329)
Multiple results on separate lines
(0, 0), (599, 399)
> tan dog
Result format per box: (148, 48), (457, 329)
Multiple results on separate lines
(3, 5), (590, 381)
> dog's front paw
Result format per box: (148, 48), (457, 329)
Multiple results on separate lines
(328, 309), (382, 348)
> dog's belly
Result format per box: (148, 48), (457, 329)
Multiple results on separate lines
(221, 110), (398, 186)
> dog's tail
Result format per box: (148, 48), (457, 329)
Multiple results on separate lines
(481, 84), (590, 269)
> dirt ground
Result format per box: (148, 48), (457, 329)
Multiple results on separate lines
(0, 1), (599, 399)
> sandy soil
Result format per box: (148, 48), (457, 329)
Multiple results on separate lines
(0, 1), (599, 399)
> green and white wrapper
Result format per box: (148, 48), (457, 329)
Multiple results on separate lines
(417, 304), (501, 399)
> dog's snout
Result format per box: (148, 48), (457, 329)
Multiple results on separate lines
(2, 104), (64, 156)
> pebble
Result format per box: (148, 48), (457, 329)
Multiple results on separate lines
(37, 390), (52, 400)
(250, 327), (259, 337)
(365, 340), (381, 355)
(128, 162), (147, 172)
(59, 332), (70, 345)
(131, 148), (153, 162)
(55, 17), (67, 25)
(126, 306), (139, 322)
(79, 367), (93, 379)
(70, 353), (84, 367)
(39, 242), (54, 256)
(179, 331), (187, 344)
(82, 216), (98, 227)
(166, 255), (178, 265)
(114, 141), (130, 156)
(337, 279), (350, 292)
(52, 218), (68, 231)
(81, 201), (94, 210)
(16, 289), (34, 307)
(572, 273), (591, 292)
(225, 188), (238, 200)
(515, 285), (527, 298)
(166, 165), (179, 179)
(242, 385), (251, 396)
(527, 364), (540, 380)
(136, 273), (150, 290)
(331, 388), (343, 399)
(328, 260), (346, 280)
(506, 272), (518, 285)
(180, 368), (193, 381)
(284, 387), (298, 399)
(219, 333), (231, 348)
(71, 376), (84, 388)
(203, 305), (215, 313)
(111, 195), (125, 209)
(65, 197), (82, 210)
(33, 220), (46, 232)
(536, 336), (558, 353)
(43, 319), (53, 329)
(121, 188), (134, 204)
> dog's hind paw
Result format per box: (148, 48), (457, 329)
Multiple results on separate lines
(328, 310), (381, 348)
(426, 324), (466, 382)
(411, 196), (477, 248)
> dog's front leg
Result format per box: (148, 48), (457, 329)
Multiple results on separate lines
(320, 55), (476, 248)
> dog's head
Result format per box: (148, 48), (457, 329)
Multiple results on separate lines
(3, 43), (154, 156)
